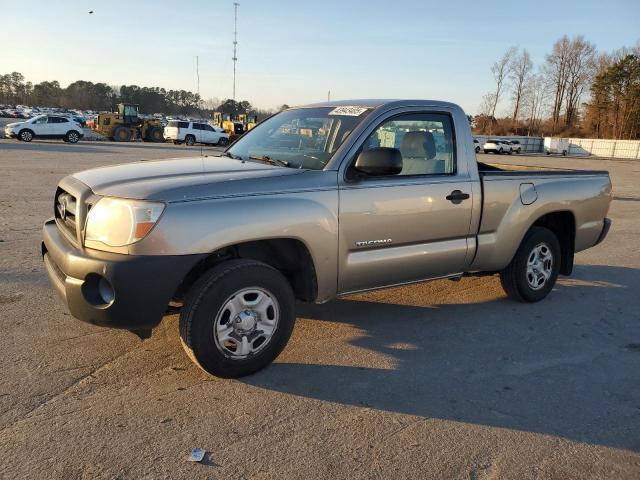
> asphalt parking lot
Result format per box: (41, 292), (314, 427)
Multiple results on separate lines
(0, 139), (639, 479)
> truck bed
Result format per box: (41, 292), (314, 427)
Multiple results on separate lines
(477, 161), (608, 176)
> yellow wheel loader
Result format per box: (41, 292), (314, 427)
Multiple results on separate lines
(93, 103), (164, 142)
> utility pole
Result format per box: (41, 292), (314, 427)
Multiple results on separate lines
(232, 2), (239, 103)
(195, 55), (200, 109)
(327, 90), (331, 101)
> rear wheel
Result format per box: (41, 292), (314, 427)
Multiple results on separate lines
(184, 134), (196, 146)
(65, 130), (80, 144)
(500, 227), (561, 303)
(475, 146), (480, 153)
(497, 148), (503, 155)
(179, 259), (296, 378)
(113, 126), (131, 142)
(217, 137), (229, 146)
(18, 129), (34, 142)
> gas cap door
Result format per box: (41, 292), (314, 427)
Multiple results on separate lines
(519, 183), (538, 205)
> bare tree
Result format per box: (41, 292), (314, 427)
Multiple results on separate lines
(476, 92), (497, 133)
(545, 36), (596, 132)
(509, 49), (533, 126)
(545, 36), (572, 133)
(488, 46), (518, 133)
(563, 37), (596, 128)
(523, 72), (549, 135)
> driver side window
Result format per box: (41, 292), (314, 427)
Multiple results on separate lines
(360, 112), (456, 176)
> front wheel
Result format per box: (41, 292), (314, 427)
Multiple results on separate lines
(65, 130), (80, 144)
(19, 129), (34, 142)
(184, 134), (195, 146)
(500, 226), (561, 302)
(147, 127), (164, 142)
(217, 137), (229, 146)
(179, 259), (296, 378)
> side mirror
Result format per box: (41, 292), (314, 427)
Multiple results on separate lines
(353, 147), (402, 177)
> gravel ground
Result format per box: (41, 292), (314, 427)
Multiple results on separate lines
(0, 140), (639, 479)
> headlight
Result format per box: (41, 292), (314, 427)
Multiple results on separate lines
(85, 197), (165, 247)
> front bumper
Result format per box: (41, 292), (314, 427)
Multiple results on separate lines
(42, 219), (206, 330)
(4, 129), (17, 138)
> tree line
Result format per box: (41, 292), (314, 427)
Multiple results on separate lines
(0, 72), (274, 118)
(476, 36), (639, 139)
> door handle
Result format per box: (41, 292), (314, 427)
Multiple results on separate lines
(446, 190), (470, 204)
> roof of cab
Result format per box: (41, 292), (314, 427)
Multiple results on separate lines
(298, 99), (461, 110)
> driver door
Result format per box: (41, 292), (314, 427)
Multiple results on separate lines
(338, 110), (474, 294)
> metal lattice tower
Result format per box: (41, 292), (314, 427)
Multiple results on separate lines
(232, 2), (239, 102)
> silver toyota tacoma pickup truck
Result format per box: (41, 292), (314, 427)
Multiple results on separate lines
(42, 100), (612, 378)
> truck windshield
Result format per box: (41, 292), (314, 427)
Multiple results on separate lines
(225, 106), (373, 169)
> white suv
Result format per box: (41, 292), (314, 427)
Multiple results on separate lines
(4, 114), (84, 143)
(483, 138), (512, 154)
(164, 121), (229, 146)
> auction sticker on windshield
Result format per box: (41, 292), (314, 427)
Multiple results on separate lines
(329, 106), (368, 116)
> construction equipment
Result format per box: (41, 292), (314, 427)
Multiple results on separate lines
(246, 114), (258, 130)
(93, 103), (164, 142)
(212, 111), (252, 141)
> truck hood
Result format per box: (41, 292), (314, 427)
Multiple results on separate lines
(73, 155), (307, 202)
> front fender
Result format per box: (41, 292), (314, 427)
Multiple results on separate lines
(133, 190), (340, 301)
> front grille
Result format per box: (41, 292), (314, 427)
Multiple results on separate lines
(55, 187), (79, 245)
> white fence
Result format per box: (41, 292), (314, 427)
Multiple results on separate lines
(566, 138), (640, 159)
(474, 135), (640, 159)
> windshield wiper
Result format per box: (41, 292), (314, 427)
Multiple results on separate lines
(221, 151), (242, 160)
(248, 155), (290, 167)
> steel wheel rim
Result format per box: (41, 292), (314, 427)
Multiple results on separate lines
(22, 131), (32, 141)
(526, 242), (553, 290)
(213, 287), (279, 359)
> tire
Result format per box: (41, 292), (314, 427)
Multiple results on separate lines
(475, 146), (480, 153)
(497, 148), (503, 155)
(217, 137), (229, 146)
(179, 259), (296, 378)
(484, 150), (488, 154)
(113, 126), (131, 142)
(147, 127), (164, 143)
(562, 150), (567, 156)
(18, 129), (34, 142)
(499, 226), (561, 303)
(173, 140), (181, 145)
(184, 134), (195, 146)
(65, 130), (80, 144)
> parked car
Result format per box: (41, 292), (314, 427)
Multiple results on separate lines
(483, 138), (512, 154)
(473, 138), (481, 153)
(163, 120), (229, 146)
(507, 140), (522, 154)
(41, 100), (613, 378)
(4, 114), (84, 143)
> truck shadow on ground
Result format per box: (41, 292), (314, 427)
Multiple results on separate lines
(244, 265), (640, 451)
